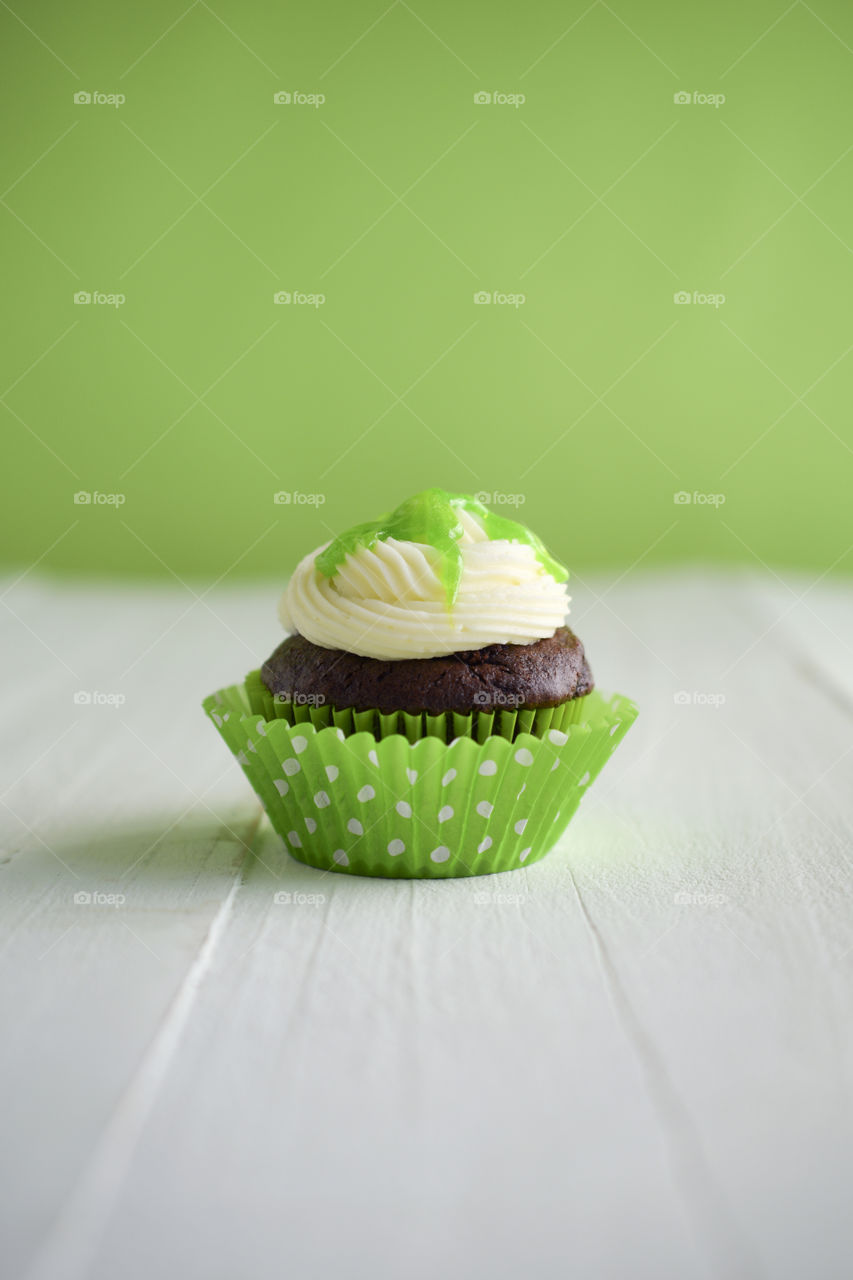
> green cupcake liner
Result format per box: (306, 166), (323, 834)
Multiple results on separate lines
(243, 669), (588, 744)
(203, 677), (638, 879)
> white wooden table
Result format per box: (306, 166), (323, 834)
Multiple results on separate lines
(2, 570), (852, 1280)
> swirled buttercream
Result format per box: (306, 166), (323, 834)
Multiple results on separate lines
(278, 498), (570, 661)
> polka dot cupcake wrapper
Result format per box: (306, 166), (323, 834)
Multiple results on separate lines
(203, 682), (638, 879)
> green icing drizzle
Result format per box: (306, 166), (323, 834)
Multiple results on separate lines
(314, 488), (568, 606)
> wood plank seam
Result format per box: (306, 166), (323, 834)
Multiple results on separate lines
(21, 809), (264, 1280)
(567, 865), (765, 1280)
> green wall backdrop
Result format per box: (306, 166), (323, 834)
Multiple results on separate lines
(2, 0), (852, 581)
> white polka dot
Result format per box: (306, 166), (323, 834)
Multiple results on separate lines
(549, 729), (568, 745)
(553, 811), (561, 822)
(476, 801), (493, 818)
(347, 818), (363, 836)
(274, 779), (289, 796)
(292, 735), (308, 754)
(335, 728), (346, 742)
(387, 839), (405, 856)
(314, 790), (330, 808)
(478, 836), (492, 853)
(515, 748), (534, 767)
(304, 817), (317, 834)
(479, 760), (497, 776)
(287, 831), (302, 848)
(368, 749), (379, 766)
(515, 818), (528, 834)
(333, 849), (349, 866)
(357, 785), (375, 802)
(519, 847), (532, 862)
(430, 846), (451, 863)
(609, 721), (621, 736)
(442, 769), (456, 786)
(325, 765), (339, 782)
(247, 740), (257, 753)
(578, 771), (590, 787)
(438, 805), (454, 823)
(517, 783), (526, 796)
(551, 759), (560, 772)
(256, 720), (267, 736)
(406, 768), (418, 785)
(283, 758), (301, 776)
(396, 801), (412, 818)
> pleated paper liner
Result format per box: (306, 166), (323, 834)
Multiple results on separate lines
(203, 677), (638, 879)
(242, 669), (588, 744)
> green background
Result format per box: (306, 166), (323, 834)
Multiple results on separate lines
(3, 0), (852, 581)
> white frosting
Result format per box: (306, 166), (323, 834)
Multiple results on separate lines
(278, 509), (569, 660)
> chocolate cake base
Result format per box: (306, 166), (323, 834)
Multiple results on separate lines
(261, 627), (594, 716)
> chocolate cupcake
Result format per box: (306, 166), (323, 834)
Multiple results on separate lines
(204, 489), (637, 878)
(260, 488), (594, 738)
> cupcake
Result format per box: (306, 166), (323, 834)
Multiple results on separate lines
(204, 489), (637, 878)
